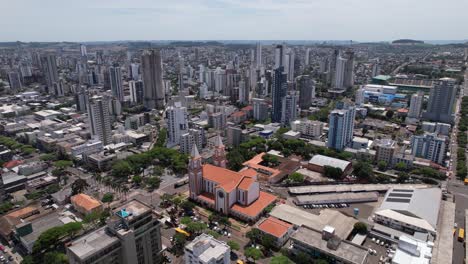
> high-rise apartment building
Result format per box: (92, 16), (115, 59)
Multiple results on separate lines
(253, 98), (269, 121)
(271, 67), (287, 123)
(328, 49), (340, 86)
(334, 57), (347, 90)
(41, 53), (59, 94)
(284, 49), (295, 82)
(129, 80), (144, 104)
(88, 96), (112, 145)
(411, 133), (447, 164)
(255, 42), (262, 67)
(166, 102), (188, 147)
(180, 128), (205, 154)
(7, 71), (22, 91)
(423, 78), (457, 123)
(227, 126), (244, 147)
(327, 102), (356, 150)
(141, 49), (165, 109)
(305, 48), (311, 65)
(343, 51), (355, 89)
(80, 44), (87, 57)
(281, 91), (298, 126)
(296, 75), (315, 109)
(274, 45), (285, 69)
(109, 65), (124, 102)
(408, 91), (424, 118)
(67, 200), (162, 264)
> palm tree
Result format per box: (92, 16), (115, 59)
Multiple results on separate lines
(121, 185), (129, 201)
(71, 179), (90, 195)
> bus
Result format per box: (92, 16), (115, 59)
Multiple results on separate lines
(174, 177), (189, 188)
(458, 228), (465, 242)
(175, 227), (190, 237)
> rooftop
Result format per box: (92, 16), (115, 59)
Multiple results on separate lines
(289, 183), (430, 195)
(202, 164), (256, 193)
(257, 216), (292, 238)
(231, 191), (276, 218)
(392, 235), (433, 264)
(20, 212), (71, 253)
(67, 226), (119, 260)
(270, 204), (357, 240)
(378, 188), (442, 230)
(308, 155), (351, 171)
(291, 226), (368, 264)
(185, 233), (230, 263)
(113, 199), (152, 222)
(71, 193), (102, 212)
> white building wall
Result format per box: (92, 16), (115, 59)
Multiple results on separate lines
(247, 182), (260, 205)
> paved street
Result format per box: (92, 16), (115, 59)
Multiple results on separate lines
(447, 70), (468, 264)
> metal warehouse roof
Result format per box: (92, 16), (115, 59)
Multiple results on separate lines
(378, 187), (442, 230)
(308, 155), (351, 171)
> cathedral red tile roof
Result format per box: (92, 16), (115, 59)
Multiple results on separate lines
(231, 191), (276, 218)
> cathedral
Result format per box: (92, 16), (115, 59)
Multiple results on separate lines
(188, 136), (276, 222)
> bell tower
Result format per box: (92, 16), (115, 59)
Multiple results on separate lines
(213, 135), (227, 168)
(188, 144), (203, 199)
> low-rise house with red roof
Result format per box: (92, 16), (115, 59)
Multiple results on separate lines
(71, 193), (103, 215)
(188, 136), (276, 222)
(257, 216), (294, 247)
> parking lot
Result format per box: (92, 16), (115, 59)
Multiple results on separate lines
(363, 238), (393, 264)
(294, 197), (383, 220)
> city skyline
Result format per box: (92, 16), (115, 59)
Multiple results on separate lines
(2, 0), (468, 42)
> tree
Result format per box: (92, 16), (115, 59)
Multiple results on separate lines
(362, 127), (369, 136)
(270, 255), (293, 264)
(172, 233), (187, 255)
(288, 172), (305, 183)
(262, 154), (279, 167)
(245, 247), (264, 261)
(227, 240), (240, 251)
(146, 176), (161, 190)
(227, 148), (245, 171)
(186, 221), (207, 235)
(71, 179), (90, 195)
(353, 222), (368, 235)
(101, 193), (114, 203)
(156, 128), (167, 147)
(396, 172), (409, 183)
(394, 162), (407, 171)
(377, 160), (387, 171)
(353, 161), (375, 182)
(246, 228), (262, 242)
(132, 175), (143, 185)
(323, 166), (343, 179)
(180, 200), (195, 213)
(291, 252), (313, 264)
(54, 160), (73, 169)
(385, 110), (394, 119)
(260, 233), (277, 250)
(43, 252), (68, 264)
(315, 260), (329, 264)
(206, 230), (221, 238)
(111, 161), (132, 178)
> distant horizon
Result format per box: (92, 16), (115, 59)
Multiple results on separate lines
(1, 39), (467, 45)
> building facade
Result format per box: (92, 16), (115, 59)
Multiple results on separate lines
(141, 49), (165, 109)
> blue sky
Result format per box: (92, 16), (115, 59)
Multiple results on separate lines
(1, 0), (467, 42)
